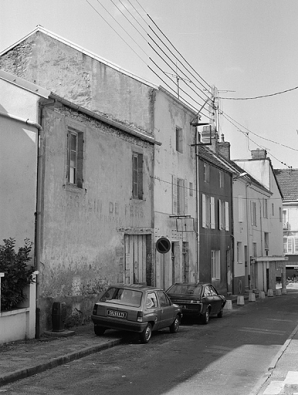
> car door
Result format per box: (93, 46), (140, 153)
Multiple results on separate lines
(209, 285), (223, 314)
(156, 290), (175, 329)
(202, 285), (215, 312)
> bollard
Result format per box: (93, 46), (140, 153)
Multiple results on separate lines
(276, 289), (282, 296)
(267, 289), (274, 297)
(248, 292), (256, 302)
(224, 300), (233, 310)
(237, 295), (245, 305)
(259, 291), (266, 299)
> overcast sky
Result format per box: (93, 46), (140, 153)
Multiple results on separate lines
(1, 0), (298, 169)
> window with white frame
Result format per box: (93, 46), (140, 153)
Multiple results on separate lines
(132, 152), (143, 199)
(189, 182), (193, 197)
(211, 250), (220, 280)
(202, 194), (215, 229)
(67, 128), (84, 188)
(284, 237), (298, 254)
(218, 200), (229, 231)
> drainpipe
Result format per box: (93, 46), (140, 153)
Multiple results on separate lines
(195, 130), (200, 282)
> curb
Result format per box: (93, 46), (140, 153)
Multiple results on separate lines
(248, 322), (298, 395)
(0, 338), (122, 387)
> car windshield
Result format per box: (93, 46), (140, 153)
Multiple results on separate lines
(100, 287), (142, 307)
(168, 284), (202, 296)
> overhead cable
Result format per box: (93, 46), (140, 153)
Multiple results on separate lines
(147, 14), (213, 92)
(219, 85), (298, 100)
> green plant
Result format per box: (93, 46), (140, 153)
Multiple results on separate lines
(0, 238), (35, 311)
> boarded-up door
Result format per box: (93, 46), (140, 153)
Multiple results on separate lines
(124, 235), (152, 285)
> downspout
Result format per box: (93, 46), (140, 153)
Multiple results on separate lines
(195, 130), (200, 282)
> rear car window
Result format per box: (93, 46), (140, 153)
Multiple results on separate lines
(100, 287), (142, 307)
(168, 284), (202, 296)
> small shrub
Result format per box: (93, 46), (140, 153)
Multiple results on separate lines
(0, 238), (35, 311)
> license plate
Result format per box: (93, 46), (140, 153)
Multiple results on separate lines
(107, 309), (127, 319)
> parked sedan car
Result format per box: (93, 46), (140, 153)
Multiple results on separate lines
(91, 284), (183, 343)
(166, 283), (226, 324)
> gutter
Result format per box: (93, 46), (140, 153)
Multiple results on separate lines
(0, 110), (42, 131)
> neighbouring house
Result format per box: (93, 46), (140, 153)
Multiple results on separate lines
(274, 168), (298, 279)
(196, 128), (234, 295)
(235, 149), (286, 293)
(0, 70), (156, 335)
(153, 87), (198, 290)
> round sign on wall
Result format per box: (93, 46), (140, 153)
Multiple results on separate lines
(156, 237), (171, 254)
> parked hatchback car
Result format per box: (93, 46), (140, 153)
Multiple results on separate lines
(166, 283), (226, 324)
(91, 284), (183, 343)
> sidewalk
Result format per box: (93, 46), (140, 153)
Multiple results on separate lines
(0, 322), (123, 387)
(251, 323), (298, 395)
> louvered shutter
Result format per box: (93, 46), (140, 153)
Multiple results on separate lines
(211, 197), (215, 229)
(172, 176), (177, 215)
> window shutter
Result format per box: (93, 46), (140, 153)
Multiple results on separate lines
(225, 202), (229, 231)
(66, 132), (70, 182)
(77, 132), (84, 188)
(138, 154), (143, 199)
(210, 197), (215, 229)
(218, 199), (222, 229)
(184, 178), (188, 215)
(172, 175), (178, 215)
(202, 194), (206, 228)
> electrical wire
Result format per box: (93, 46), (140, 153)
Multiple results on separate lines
(118, 0), (148, 35)
(148, 27), (212, 100)
(219, 85), (298, 100)
(148, 34), (212, 103)
(110, 0), (147, 40)
(221, 112), (293, 168)
(95, 0), (148, 57)
(86, 0), (148, 66)
(146, 13), (213, 92)
(222, 111), (298, 153)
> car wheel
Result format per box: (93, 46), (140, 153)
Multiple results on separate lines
(140, 323), (152, 344)
(217, 309), (223, 318)
(201, 308), (210, 325)
(94, 326), (106, 336)
(169, 315), (180, 333)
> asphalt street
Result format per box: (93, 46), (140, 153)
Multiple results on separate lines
(2, 290), (298, 395)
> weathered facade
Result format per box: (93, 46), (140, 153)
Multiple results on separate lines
(197, 141), (234, 295)
(236, 149), (286, 292)
(153, 87), (198, 290)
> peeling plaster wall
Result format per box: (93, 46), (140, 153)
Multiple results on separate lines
(153, 89), (197, 289)
(0, 32), (154, 134)
(38, 103), (154, 331)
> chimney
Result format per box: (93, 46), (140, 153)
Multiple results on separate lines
(217, 134), (230, 160)
(251, 148), (267, 160)
(200, 125), (218, 153)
